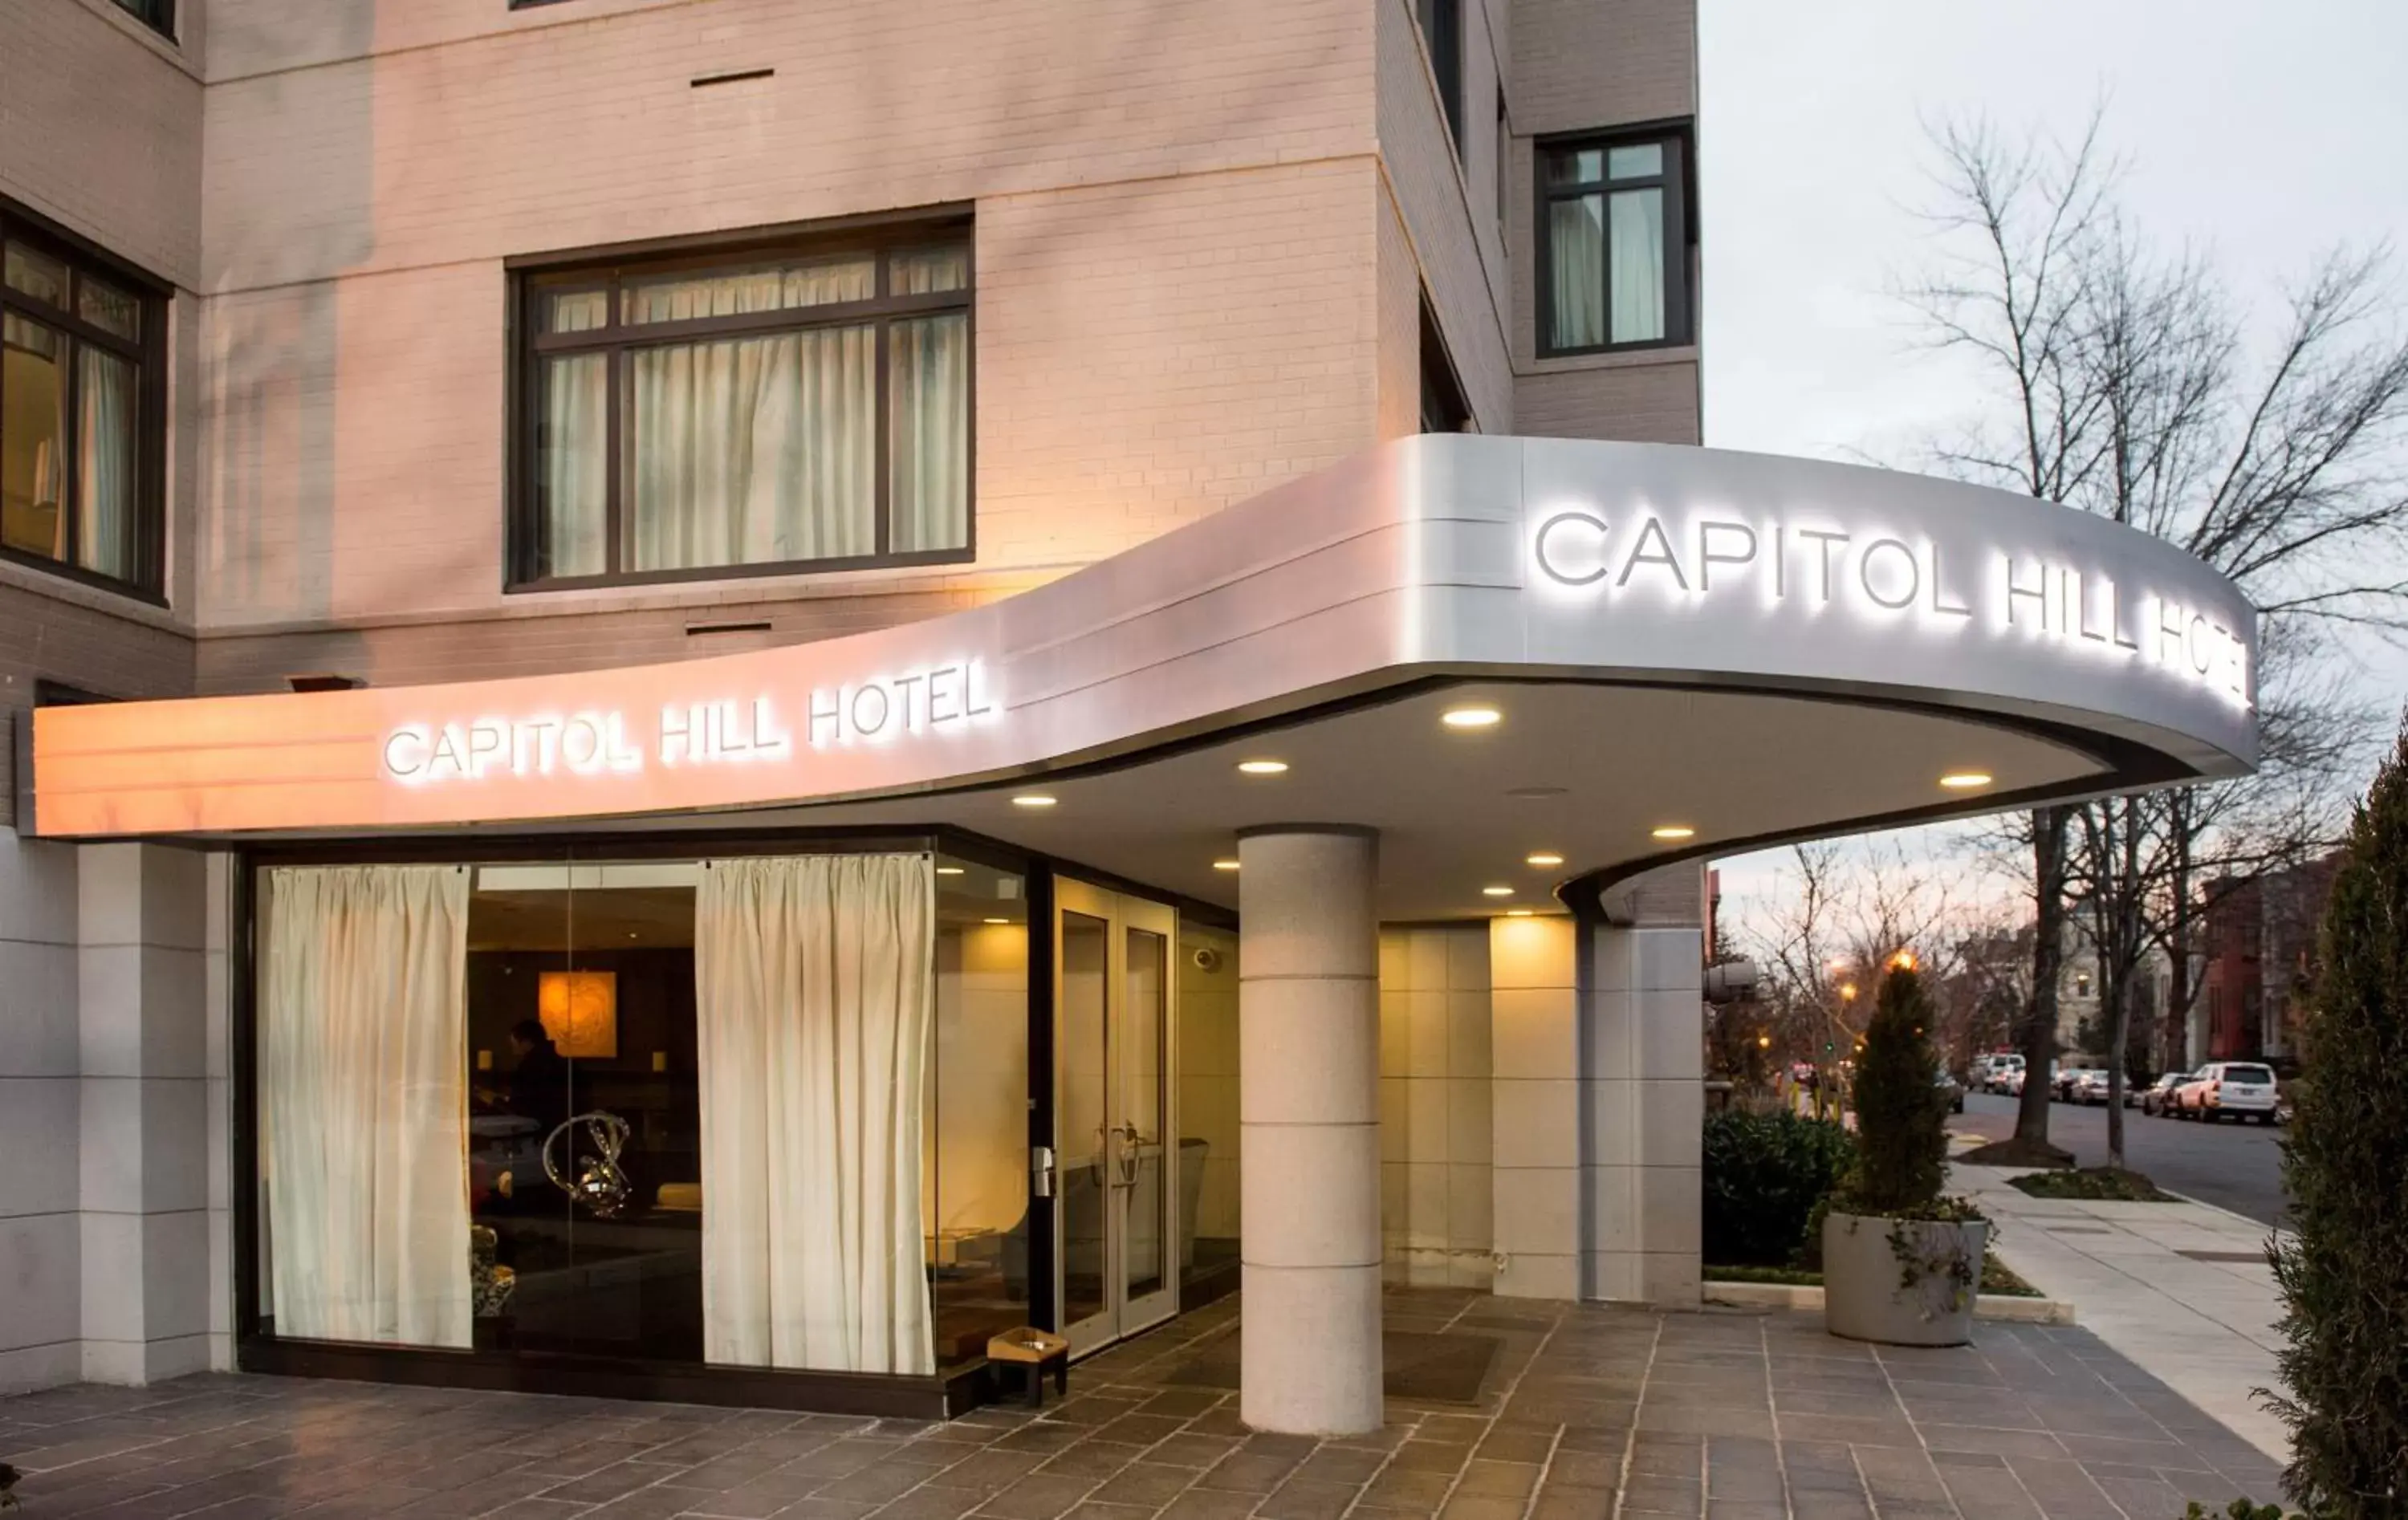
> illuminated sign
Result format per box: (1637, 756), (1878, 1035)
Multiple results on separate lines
(1530, 510), (2251, 709)
(383, 660), (997, 787)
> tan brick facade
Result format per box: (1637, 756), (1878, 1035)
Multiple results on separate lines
(5, 0), (1700, 709)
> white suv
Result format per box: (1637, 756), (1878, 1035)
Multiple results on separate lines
(2177, 1062), (2280, 1124)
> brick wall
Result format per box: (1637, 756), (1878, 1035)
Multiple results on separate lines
(191, 0), (1384, 676)
(1503, 0), (1701, 444)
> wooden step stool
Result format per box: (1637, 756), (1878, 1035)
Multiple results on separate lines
(986, 1327), (1071, 1408)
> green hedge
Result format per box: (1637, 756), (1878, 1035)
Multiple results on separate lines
(1701, 1109), (1857, 1267)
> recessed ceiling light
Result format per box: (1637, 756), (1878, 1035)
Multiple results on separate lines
(1651, 825), (1696, 841)
(1235, 759), (1290, 775)
(1482, 885), (1514, 897)
(1525, 851), (1564, 868)
(1212, 858), (1241, 872)
(1011, 794), (1058, 808)
(1442, 705), (1502, 730)
(1505, 908), (1535, 917)
(936, 866), (965, 876)
(982, 917), (1011, 925)
(1939, 771), (1994, 790)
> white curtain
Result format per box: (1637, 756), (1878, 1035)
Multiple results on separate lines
(1607, 187), (1666, 344)
(697, 853), (935, 1375)
(889, 314), (969, 553)
(1548, 195), (1607, 349)
(626, 327), (876, 571)
(75, 346), (136, 579)
(261, 864), (471, 1348)
(540, 352), (608, 576)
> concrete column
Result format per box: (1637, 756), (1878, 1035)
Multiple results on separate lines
(1586, 865), (1706, 1307)
(1238, 827), (1381, 1435)
(77, 842), (214, 1384)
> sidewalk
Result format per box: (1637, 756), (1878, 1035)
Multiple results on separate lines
(1952, 1156), (2292, 1466)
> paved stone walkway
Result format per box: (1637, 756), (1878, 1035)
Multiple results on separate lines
(1955, 1160), (2292, 1465)
(2, 1290), (2284, 1519)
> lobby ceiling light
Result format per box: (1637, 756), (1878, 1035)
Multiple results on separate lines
(936, 866), (965, 876)
(1235, 758), (1290, 775)
(1442, 705), (1502, 730)
(1483, 885), (1514, 898)
(1525, 851), (1564, 868)
(982, 917), (1011, 925)
(1212, 858), (1241, 872)
(1011, 794), (1058, 809)
(1651, 825), (1696, 841)
(1505, 908), (1535, 917)
(1939, 770), (1994, 790)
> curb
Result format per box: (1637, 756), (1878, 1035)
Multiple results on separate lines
(1701, 1280), (2076, 1325)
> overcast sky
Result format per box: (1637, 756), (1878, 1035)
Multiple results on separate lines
(1694, 0), (2408, 929)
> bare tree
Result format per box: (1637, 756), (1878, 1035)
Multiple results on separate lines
(1902, 107), (2408, 1167)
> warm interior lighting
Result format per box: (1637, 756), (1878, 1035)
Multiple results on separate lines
(1235, 759), (1290, 775)
(1525, 851), (1564, 868)
(1011, 794), (1058, 808)
(1212, 858), (1241, 872)
(982, 916), (1011, 925)
(1442, 705), (1502, 730)
(1505, 908), (1535, 917)
(1651, 825), (1696, 841)
(936, 866), (965, 876)
(1482, 885), (1514, 897)
(537, 971), (618, 1059)
(1939, 771), (1994, 790)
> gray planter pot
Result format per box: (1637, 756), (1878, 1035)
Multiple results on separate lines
(1822, 1210), (1987, 1347)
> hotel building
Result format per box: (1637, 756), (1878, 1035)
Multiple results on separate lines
(0, 0), (2252, 1432)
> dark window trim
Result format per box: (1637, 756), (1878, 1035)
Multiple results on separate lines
(0, 195), (170, 603)
(108, 0), (177, 41)
(506, 213), (975, 593)
(1533, 120), (1696, 359)
(1418, 299), (1471, 434)
(1416, 0), (1465, 156)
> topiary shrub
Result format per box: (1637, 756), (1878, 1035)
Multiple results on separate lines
(1835, 963), (1953, 1217)
(1700, 1109), (1857, 1267)
(2264, 725), (2408, 1513)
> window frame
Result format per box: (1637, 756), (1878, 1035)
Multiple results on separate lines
(1533, 121), (1695, 359)
(1415, 0), (1464, 156)
(108, 0), (177, 40)
(0, 197), (170, 603)
(506, 213), (976, 592)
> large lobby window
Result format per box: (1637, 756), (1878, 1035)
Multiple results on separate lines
(252, 846), (1025, 1381)
(515, 224), (972, 587)
(1538, 129), (1692, 355)
(2, 209), (164, 595)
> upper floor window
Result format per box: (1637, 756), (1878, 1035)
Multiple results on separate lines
(514, 222), (972, 588)
(1538, 128), (1693, 356)
(109, 0), (176, 40)
(1415, 0), (1463, 155)
(1, 207), (165, 597)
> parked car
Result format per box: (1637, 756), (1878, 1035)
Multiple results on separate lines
(2052, 1063), (2093, 1102)
(2071, 1068), (2114, 1105)
(1983, 1054), (2024, 1094)
(2142, 1071), (2190, 1116)
(2175, 1061), (2281, 1124)
(2002, 1063), (2028, 1098)
(1934, 1069), (1966, 1115)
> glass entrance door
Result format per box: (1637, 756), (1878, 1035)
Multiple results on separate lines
(1054, 879), (1179, 1353)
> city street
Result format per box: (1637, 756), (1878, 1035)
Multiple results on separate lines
(1955, 1092), (2288, 1227)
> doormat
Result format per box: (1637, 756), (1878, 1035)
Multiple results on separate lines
(1161, 1331), (1502, 1404)
(2178, 1249), (2268, 1264)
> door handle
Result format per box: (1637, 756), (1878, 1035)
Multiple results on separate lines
(1031, 1145), (1056, 1200)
